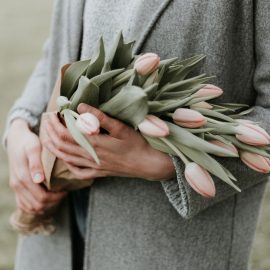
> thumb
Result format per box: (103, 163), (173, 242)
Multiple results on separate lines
(27, 142), (45, 184)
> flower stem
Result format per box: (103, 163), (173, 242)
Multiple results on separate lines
(68, 110), (80, 119)
(160, 137), (189, 165)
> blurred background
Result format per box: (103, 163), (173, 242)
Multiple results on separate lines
(0, 1), (269, 269)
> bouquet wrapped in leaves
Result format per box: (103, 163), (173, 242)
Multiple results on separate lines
(10, 32), (270, 235)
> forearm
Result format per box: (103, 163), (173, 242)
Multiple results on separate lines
(137, 147), (176, 181)
(2, 40), (51, 150)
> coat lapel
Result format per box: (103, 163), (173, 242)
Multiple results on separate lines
(67, 0), (86, 61)
(133, 0), (173, 54)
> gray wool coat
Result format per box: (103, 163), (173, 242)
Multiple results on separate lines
(3, 0), (270, 269)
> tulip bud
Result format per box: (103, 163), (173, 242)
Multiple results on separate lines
(208, 140), (238, 157)
(235, 124), (270, 146)
(194, 84), (223, 98)
(56, 96), (71, 110)
(243, 123), (270, 141)
(75, 113), (100, 136)
(240, 151), (270, 173)
(138, 115), (169, 137)
(134, 53), (160, 76)
(190, 101), (213, 110)
(172, 108), (207, 128)
(184, 163), (216, 198)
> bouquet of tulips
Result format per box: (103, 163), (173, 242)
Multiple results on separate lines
(11, 32), (270, 235)
(58, 32), (270, 197)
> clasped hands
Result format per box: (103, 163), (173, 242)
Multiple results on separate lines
(42, 103), (176, 182)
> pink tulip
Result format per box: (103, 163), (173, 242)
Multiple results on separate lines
(235, 124), (270, 146)
(75, 113), (100, 135)
(243, 123), (270, 141)
(134, 53), (160, 76)
(184, 163), (216, 198)
(240, 151), (270, 173)
(194, 84), (223, 98)
(190, 101), (213, 110)
(138, 115), (169, 137)
(172, 108), (207, 128)
(208, 140), (238, 156)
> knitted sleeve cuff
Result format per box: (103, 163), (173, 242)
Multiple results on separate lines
(160, 155), (190, 217)
(2, 109), (40, 151)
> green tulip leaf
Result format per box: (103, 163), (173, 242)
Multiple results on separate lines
(223, 135), (270, 158)
(90, 69), (124, 86)
(112, 69), (134, 88)
(204, 122), (237, 135)
(167, 122), (238, 157)
(99, 62), (113, 104)
(100, 85), (148, 127)
(69, 76), (99, 111)
(148, 96), (192, 113)
(144, 83), (159, 99)
(86, 37), (105, 78)
(108, 31), (135, 69)
(194, 108), (236, 123)
(61, 59), (91, 98)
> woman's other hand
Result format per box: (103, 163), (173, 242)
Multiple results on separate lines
(42, 105), (176, 181)
(7, 119), (67, 214)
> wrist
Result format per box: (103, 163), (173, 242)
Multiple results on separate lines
(140, 147), (176, 181)
(8, 118), (31, 138)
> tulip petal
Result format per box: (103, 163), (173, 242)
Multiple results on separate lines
(138, 115), (169, 138)
(240, 151), (270, 173)
(185, 163), (216, 198)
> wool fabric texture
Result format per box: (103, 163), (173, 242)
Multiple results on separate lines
(3, 0), (270, 269)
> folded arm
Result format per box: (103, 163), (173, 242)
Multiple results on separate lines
(162, 0), (270, 218)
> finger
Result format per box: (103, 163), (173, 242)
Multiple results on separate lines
(44, 191), (68, 203)
(44, 140), (97, 168)
(20, 183), (66, 213)
(15, 194), (36, 214)
(19, 186), (45, 213)
(48, 112), (75, 144)
(15, 163), (67, 207)
(45, 120), (93, 160)
(77, 103), (130, 139)
(25, 142), (45, 184)
(64, 162), (104, 180)
(25, 177), (67, 204)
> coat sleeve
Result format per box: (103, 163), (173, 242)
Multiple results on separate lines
(1, 0), (86, 150)
(161, 0), (270, 218)
(2, 38), (51, 150)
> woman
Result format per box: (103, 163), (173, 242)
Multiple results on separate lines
(4, 0), (270, 269)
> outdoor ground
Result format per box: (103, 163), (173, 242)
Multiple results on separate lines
(0, 1), (269, 269)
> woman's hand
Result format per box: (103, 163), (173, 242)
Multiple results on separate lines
(42, 104), (176, 181)
(7, 119), (67, 214)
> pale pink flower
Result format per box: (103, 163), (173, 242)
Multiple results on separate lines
(194, 84), (223, 98)
(138, 115), (169, 137)
(172, 108), (207, 128)
(134, 53), (160, 76)
(185, 163), (216, 198)
(240, 151), (270, 173)
(235, 124), (270, 146)
(190, 101), (213, 110)
(75, 113), (100, 135)
(208, 140), (238, 157)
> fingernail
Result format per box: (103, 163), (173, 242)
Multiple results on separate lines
(33, 173), (43, 183)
